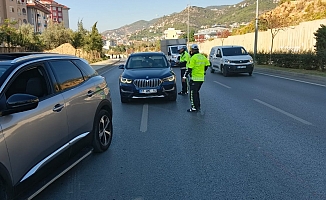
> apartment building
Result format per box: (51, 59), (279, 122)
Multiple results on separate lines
(39, 0), (70, 28)
(0, 0), (29, 27)
(26, 0), (51, 33)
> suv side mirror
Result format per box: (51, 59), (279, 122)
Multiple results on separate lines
(118, 65), (125, 69)
(2, 94), (39, 116)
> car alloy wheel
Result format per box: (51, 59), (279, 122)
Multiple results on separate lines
(92, 110), (112, 152)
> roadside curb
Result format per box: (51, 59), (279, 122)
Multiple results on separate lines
(254, 66), (326, 85)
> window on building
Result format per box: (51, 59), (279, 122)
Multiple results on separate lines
(53, 12), (57, 16)
(53, 18), (57, 21)
(52, 7), (56, 10)
(58, 13), (62, 17)
(58, 18), (62, 22)
(10, 7), (14, 13)
(22, 8), (26, 15)
(58, 7), (62, 11)
(23, 19), (27, 24)
(17, 8), (21, 15)
(17, 0), (21, 4)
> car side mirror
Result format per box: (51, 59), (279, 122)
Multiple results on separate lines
(118, 65), (125, 69)
(1, 93), (39, 116)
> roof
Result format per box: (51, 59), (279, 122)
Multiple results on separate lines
(213, 45), (244, 49)
(130, 52), (165, 57)
(27, 1), (51, 14)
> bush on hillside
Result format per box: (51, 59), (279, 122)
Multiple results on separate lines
(314, 24), (326, 71)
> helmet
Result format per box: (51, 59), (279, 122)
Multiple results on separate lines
(177, 45), (185, 51)
(191, 44), (199, 50)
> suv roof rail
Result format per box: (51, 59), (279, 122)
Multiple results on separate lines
(0, 52), (56, 61)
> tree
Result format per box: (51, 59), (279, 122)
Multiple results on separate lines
(84, 22), (103, 61)
(70, 20), (88, 55)
(41, 21), (72, 50)
(0, 19), (19, 51)
(217, 29), (231, 46)
(314, 24), (326, 71)
(260, 12), (289, 64)
(180, 30), (195, 42)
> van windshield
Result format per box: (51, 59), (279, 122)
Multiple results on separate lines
(222, 47), (248, 56)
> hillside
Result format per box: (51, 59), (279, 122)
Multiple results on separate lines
(235, 0), (326, 35)
(102, 0), (278, 39)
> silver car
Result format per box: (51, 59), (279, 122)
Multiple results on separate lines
(0, 53), (113, 200)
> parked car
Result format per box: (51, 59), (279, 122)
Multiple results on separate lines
(0, 53), (113, 200)
(118, 52), (177, 103)
(209, 45), (254, 76)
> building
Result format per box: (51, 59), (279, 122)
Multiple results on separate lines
(39, 0), (69, 28)
(26, 0), (51, 33)
(194, 27), (230, 42)
(163, 28), (183, 39)
(0, 0), (28, 27)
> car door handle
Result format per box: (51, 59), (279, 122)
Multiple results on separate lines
(87, 90), (95, 97)
(53, 104), (64, 112)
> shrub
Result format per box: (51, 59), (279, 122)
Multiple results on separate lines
(314, 24), (326, 71)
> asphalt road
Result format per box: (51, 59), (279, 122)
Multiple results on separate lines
(34, 63), (326, 200)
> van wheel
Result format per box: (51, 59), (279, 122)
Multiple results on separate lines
(222, 66), (228, 77)
(92, 110), (113, 153)
(210, 68), (215, 73)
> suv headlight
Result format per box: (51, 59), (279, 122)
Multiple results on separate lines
(224, 59), (230, 64)
(249, 59), (254, 63)
(120, 77), (133, 84)
(162, 75), (175, 82)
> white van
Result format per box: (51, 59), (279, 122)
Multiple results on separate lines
(209, 45), (254, 76)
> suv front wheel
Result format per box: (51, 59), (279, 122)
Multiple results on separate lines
(92, 110), (113, 153)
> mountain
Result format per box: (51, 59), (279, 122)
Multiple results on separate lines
(102, 0), (278, 39)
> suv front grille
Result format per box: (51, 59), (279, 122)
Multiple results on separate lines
(134, 79), (162, 88)
(231, 60), (250, 64)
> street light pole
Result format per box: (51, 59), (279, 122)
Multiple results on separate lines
(187, 3), (190, 49)
(254, 0), (259, 65)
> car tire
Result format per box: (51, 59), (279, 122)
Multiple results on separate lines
(249, 71), (253, 76)
(168, 90), (177, 101)
(120, 97), (129, 103)
(222, 65), (228, 77)
(92, 110), (113, 153)
(0, 179), (11, 200)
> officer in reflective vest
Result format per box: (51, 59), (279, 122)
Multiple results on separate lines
(182, 44), (210, 112)
(177, 45), (190, 95)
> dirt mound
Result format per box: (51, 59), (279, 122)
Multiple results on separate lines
(45, 43), (101, 62)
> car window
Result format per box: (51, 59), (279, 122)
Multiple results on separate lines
(222, 47), (248, 56)
(126, 55), (168, 69)
(170, 46), (178, 54)
(5, 63), (50, 100)
(49, 60), (84, 91)
(72, 59), (98, 80)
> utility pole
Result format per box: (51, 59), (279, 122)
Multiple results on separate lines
(187, 3), (190, 50)
(254, 0), (259, 65)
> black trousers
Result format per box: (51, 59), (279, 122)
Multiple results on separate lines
(189, 80), (203, 109)
(180, 68), (188, 93)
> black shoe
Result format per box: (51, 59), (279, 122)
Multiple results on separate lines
(187, 108), (197, 112)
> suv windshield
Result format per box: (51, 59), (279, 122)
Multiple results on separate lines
(222, 47), (248, 56)
(126, 55), (168, 69)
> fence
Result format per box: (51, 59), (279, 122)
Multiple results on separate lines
(198, 19), (326, 55)
(0, 47), (26, 53)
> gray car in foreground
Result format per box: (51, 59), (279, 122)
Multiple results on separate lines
(0, 53), (113, 200)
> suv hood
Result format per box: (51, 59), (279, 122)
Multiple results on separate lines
(122, 68), (173, 79)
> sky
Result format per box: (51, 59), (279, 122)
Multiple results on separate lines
(57, 0), (243, 33)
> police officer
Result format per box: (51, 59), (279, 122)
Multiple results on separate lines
(182, 44), (210, 112)
(177, 45), (190, 95)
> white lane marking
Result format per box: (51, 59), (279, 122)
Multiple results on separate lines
(255, 72), (326, 88)
(254, 99), (312, 125)
(214, 81), (231, 89)
(140, 104), (149, 132)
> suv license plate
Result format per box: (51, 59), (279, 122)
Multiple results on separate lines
(140, 89), (157, 94)
(237, 66), (246, 69)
